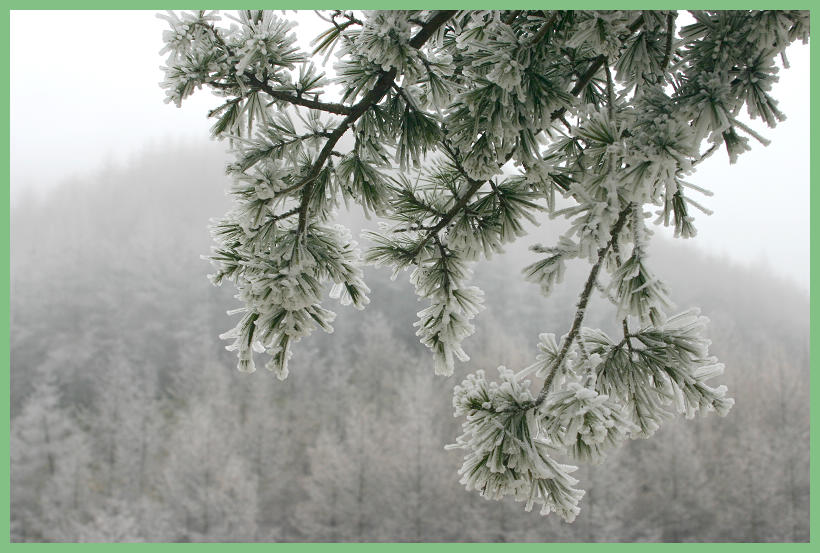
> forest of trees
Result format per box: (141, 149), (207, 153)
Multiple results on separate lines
(10, 143), (809, 542)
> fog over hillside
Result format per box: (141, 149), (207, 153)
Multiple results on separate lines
(10, 143), (809, 542)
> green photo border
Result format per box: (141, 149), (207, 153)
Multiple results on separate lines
(2, 2), (815, 548)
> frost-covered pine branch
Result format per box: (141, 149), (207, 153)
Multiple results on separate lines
(159, 9), (808, 521)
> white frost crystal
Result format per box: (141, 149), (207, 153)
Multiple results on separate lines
(449, 367), (585, 521)
(159, 8), (804, 522)
(541, 382), (637, 463)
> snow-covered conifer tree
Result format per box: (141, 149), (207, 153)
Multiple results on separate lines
(161, 401), (261, 540)
(10, 372), (95, 540)
(159, 10), (809, 521)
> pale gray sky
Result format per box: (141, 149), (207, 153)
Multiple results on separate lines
(9, 10), (810, 289)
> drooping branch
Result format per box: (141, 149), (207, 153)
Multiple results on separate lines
(398, 13), (638, 259)
(402, 131), (507, 258)
(159, 9), (808, 523)
(206, 9), (457, 202)
(389, 13), (632, 258)
(533, 204), (633, 407)
(294, 10), (458, 235)
(408, 178), (486, 257)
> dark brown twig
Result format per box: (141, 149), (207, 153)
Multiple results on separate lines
(660, 12), (675, 72)
(549, 14), (645, 122)
(250, 78), (354, 116)
(533, 205), (632, 407)
(202, 21), (354, 116)
(611, 238), (635, 358)
(296, 10), (458, 235)
(527, 12), (558, 47)
(604, 60), (616, 118)
(503, 10), (522, 25)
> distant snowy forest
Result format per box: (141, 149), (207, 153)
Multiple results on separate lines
(10, 142), (809, 542)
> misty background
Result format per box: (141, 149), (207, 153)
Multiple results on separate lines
(9, 10), (810, 543)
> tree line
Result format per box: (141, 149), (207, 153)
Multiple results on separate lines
(10, 143), (808, 541)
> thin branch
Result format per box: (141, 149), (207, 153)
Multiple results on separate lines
(558, 114), (573, 132)
(393, 224), (435, 233)
(399, 13), (639, 258)
(549, 14), (644, 122)
(595, 280), (619, 304)
(604, 59), (615, 119)
(432, 235), (451, 292)
(247, 77), (354, 115)
(532, 204), (632, 408)
(611, 238), (635, 357)
(407, 177), (486, 257)
(572, 54), (608, 97)
(202, 20), (355, 116)
(208, 96), (241, 118)
(382, 83), (499, 256)
(267, 131), (333, 153)
(660, 12), (675, 72)
(549, 54), (604, 122)
(503, 10), (523, 26)
(409, 10), (457, 48)
(245, 206), (299, 233)
(390, 81), (421, 110)
(295, 10), (457, 235)
(691, 143), (719, 168)
(527, 12), (558, 47)
(622, 318), (635, 358)
(271, 206), (300, 222)
(626, 13), (646, 34)
(403, 134), (511, 258)
(335, 10), (363, 27)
